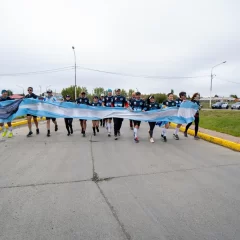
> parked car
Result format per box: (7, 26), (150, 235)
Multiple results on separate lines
(231, 102), (240, 110)
(212, 102), (229, 109)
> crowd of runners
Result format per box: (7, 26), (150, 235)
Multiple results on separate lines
(0, 88), (201, 143)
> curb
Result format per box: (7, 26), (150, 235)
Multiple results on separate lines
(170, 123), (240, 152)
(0, 117), (46, 130)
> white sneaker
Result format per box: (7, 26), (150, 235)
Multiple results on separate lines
(150, 138), (154, 143)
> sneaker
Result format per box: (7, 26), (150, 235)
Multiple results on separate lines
(184, 132), (188, 137)
(173, 134), (179, 140)
(108, 133), (111, 137)
(36, 128), (40, 135)
(96, 127), (99, 133)
(134, 137), (139, 143)
(2, 130), (7, 137)
(27, 131), (33, 137)
(114, 135), (118, 140)
(83, 132), (86, 137)
(55, 125), (58, 132)
(194, 136), (200, 140)
(8, 132), (13, 138)
(163, 136), (167, 142)
(150, 138), (154, 143)
(47, 131), (50, 137)
(117, 131), (121, 136)
(67, 132), (70, 136)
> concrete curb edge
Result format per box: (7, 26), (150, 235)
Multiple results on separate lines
(170, 123), (240, 152)
(0, 117), (46, 130)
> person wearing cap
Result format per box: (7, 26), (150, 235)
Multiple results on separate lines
(160, 92), (178, 142)
(76, 91), (90, 137)
(24, 87), (40, 137)
(99, 93), (105, 127)
(64, 95), (73, 136)
(90, 96), (101, 136)
(43, 89), (58, 137)
(173, 91), (187, 140)
(0, 90), (13, 138)
(145, 95), (161, 143)
(128, 92), (136, 130)
(111, 88), (127, 140)
(129, 91), (146, 143)
(102, 89), (114, 137)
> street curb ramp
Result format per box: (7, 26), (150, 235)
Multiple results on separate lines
(0, 117), (46, 130)
(170, 123), (240, 152)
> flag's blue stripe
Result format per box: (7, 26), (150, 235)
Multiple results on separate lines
(0, 99), (198, 124)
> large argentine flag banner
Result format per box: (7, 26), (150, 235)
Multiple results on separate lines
(0, 99), (199, 124)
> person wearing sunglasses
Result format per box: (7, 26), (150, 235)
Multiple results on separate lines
(145, 95), (160, 143)
(173, 91), (187, 140)
(129, 91), (146, 143)
(160, 92), (177, 142)
(24, 87), (40, 137)
(43, 89), (58, 137)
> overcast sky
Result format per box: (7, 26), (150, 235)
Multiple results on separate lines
(1, 0), (240, 97)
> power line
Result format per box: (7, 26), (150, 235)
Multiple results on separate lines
(216, 78), (240, 85)
(77, 66), (210, 79)
(0, 66), (74, 76)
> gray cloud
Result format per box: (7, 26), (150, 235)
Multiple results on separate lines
(0, 0), (239, 97)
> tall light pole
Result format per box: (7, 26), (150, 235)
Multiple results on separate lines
(39, 85), (42, 96)
(210, 61), (227, 107)
(16, 85), (24, 95)
(72, 46), (77, 100)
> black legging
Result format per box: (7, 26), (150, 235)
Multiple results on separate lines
(185, 116), (199, 136)
(148, 122), (156, 138)
(64, 118), (73, 133)
(113, 118), (123, 135)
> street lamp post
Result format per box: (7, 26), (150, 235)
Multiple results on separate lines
(210, 61), (227, 107)
(72, 46), (77, 100)
(39, 85), (42, 96)
(16, 85), (24, 95)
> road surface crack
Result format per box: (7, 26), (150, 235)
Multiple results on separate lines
(89, 133), (131, 240)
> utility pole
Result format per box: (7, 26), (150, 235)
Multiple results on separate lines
(210, 61), (226, 108)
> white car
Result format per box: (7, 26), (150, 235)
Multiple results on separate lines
(231, 102), (240, 110)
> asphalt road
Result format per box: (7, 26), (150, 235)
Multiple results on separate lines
(0, 119), (240, 240)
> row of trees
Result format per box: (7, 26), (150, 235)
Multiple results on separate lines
(61, 86), (177, 103)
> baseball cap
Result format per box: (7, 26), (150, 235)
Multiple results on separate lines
(66, 95), (70, 98)
(107, 89), (112, 92)
(115, 88), (121, 92)
(1, 89), (7, 94)
(47, 89), (52, 93)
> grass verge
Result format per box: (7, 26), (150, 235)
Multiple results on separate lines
(200, 110), (240, 137)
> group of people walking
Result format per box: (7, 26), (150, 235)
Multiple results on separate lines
(0, 87), (201, 143)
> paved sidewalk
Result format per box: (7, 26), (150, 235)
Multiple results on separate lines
(186, 125), (240, 144)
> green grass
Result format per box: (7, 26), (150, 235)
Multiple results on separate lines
(200, 110), (240, 137)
